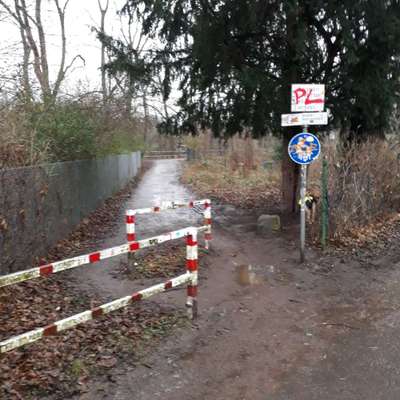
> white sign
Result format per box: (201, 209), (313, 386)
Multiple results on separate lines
(281, 112), (328, 127)
(291, 84), (325, 112)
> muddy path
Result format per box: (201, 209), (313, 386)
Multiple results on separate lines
(63, 160), (400, 400)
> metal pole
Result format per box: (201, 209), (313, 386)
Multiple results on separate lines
(321, 156), (329, 250)
(300, 164), (307, 263)
(300, 124), (308, 263)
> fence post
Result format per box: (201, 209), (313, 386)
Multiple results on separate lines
(204, 200), (212, 250)
(321, 157), (329, 250)
(186, 228), (198, 320)
(126, 210), (136, 260)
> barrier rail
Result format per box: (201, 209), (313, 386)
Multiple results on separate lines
(0, 226), (206, 289)
(0, 228), (199, 353)
(126, 199), (212, 250)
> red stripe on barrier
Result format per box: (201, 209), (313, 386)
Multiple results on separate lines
(186, 259), (198, 271)
(92, 307), (104, 318)
(39, 264), (53, 276)
(89, 252), (101, 263)
(205, 218), (212, 225)
(126, 215), (135, 223)
(186, 237), (198, 247)
(205, 202), (210, 208)
(43, 324), (58, 336)
(131, 293), (142, 302)
(129, 242), (140, 251)
(127, 233), (136, 242)
(154, 207), (160, 212)
(187, 285), (198, 297)
(189, 201), (194, 208)
(165, 281), (172, 290)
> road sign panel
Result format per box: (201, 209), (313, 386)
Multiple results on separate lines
(288, 132), (321, 165)
(291, 84), (325, 112)
(281, 112), (328, 127)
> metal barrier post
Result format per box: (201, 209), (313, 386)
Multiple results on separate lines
(204, 200), (212, 250)
(126, 210), (136, 260)
(186, 228), (198, 319)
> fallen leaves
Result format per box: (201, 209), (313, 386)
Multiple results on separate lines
(331, 212), (400, 249)
(116, 243), (208, 280)
(0, 277), (184, 399)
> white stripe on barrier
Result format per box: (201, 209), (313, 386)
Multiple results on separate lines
(56, 310), (93, 332)
(186, 246), (198, 260)
(52, 254), (91, 274)
(126, 224), (135, 234)
(190, 271), (198, 286)
(0, 328), (45, 354)
(0, 269), (41, 287)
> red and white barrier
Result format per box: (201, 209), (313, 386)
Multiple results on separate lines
(126, 210), (136, 242)
(126, 199), (212, 248)
(0, 228), (199, 353)
(204, 201), (212, 250)
(0, 226), (207, 288)
(186, 229), (198, 318)
(0, 199), (212, 353)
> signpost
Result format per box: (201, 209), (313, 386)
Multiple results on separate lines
(288, 132), (321, 262)
(282, 83), (326, 262)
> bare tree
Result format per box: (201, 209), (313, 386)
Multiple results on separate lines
(98, 0), (109, 105)
(0, 0), (84, 103)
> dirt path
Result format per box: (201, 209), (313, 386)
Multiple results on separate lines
(63, 160), (400, 400)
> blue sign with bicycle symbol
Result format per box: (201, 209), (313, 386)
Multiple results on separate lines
(288, 132), (321, 165)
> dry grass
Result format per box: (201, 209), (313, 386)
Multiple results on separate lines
(307, 137), (400, 245)
(182, 157), (281, 209)
(183, 133), (281, 209)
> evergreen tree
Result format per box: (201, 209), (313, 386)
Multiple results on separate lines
(108, 0), (400, 212)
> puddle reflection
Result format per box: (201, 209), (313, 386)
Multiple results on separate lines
(237, 265), (268, 286)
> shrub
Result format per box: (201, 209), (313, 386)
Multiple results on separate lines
(308, 137), (400, 242)
(30, 103), (97, 162)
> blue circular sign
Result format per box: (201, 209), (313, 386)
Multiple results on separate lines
(288, 132), (321, 165)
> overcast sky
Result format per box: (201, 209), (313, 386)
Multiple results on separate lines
(0, 0), (133, 94)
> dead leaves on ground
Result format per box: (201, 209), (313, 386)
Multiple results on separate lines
(117, 243), (208, 280)
(0, 276), (183, 399)
(331, 213), (400, 249)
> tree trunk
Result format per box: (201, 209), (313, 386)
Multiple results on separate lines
(142, 88), (149, 144)
(280, 0), (302, 213)
(98, 0), (109, 106)
(281, 131), (299, 213)
(20, 26), (32, 102)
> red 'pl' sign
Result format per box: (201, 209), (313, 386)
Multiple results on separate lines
(291, 84), (325, 112)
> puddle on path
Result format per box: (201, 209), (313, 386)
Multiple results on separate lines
(236, 264), (276, 286)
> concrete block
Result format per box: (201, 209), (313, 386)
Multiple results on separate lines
(257, 214), (281, 235)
